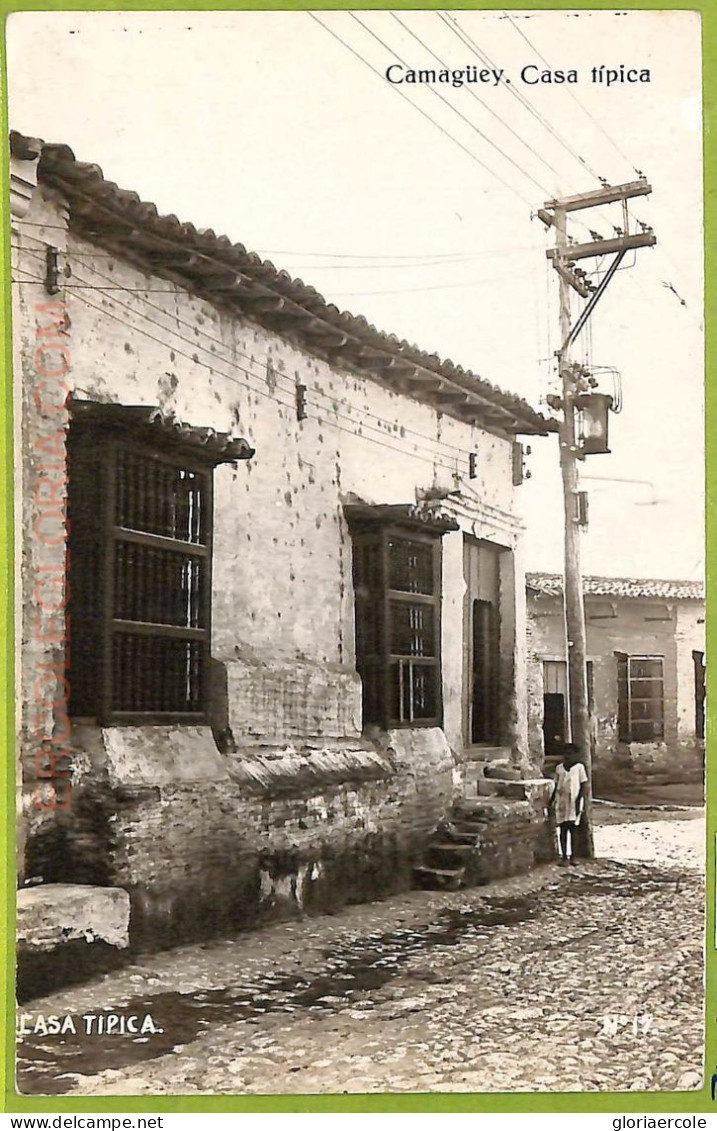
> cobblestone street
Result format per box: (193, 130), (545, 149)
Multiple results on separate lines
(16, 809), (704, 1097)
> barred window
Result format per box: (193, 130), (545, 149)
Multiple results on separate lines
(616, 653), (664, 742)
(346, 505), (457, 730)
(67, 400), (252, 725)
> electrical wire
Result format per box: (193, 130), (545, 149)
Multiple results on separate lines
(10, 220), (550, 263)
(15, 231), (542, 271)
(308, 11), (533, 208)
(252, 246), (519, 261)
(499, 6), (690, 310)
(13, 242), (489, 457)
(10, 256), (532, 299)
(312, 274), (523, 297)
(438, 11), (604, 185)
(350, 11), (548, 199)
(435, 10), (620, 249)
(12, 238), (536, 299)
(388, 11), (561, 188)
(41, 246), (541, 272)
(12, 259), (481, 470)
(501, 9), (641, 179)
(77, 317), (465, 473)
(12, 279), (218, 293)
(29, 273), (467, 474)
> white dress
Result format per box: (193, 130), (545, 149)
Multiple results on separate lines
(554, 762), (588, 824)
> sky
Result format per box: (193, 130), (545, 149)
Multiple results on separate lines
(6, 8), (704, 580)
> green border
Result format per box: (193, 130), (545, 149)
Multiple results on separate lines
(1, 0), (713, 1114)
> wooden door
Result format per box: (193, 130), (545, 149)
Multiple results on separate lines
(463, 538), (501, 746)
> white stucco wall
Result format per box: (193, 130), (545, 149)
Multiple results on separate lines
(14, 183), (529, 766)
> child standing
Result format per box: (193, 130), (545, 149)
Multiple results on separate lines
(550, 743), (589, 865)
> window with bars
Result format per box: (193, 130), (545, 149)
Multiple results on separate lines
(616, 653), (665, 742)
(349, 518), (448, 729)
(66, 401), (252, 725)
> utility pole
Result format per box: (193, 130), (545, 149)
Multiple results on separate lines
(540, 179), (656, 857)
(554, 202), (593, 856)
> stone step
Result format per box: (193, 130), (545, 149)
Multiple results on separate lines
(413, 864), (466, 891)
(461, 765), (502, 789)
(453, 797), (533, 820)
(414, 864), (465, 878)
(16, 883), (131, 1003)
(462, 746), (512, 764)
(443, 819), (482, 837)
(498, 781), (530, 800)
(476, 779), (503, 796)
(448, 817), (533, 839)
(441, 827), (480, 845)
(427, 843), (477, 869)
(484, 762), (523, 781)
(453, 800), (513, 819)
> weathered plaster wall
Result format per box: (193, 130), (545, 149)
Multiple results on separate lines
(14, 186), (524, 749)
(526, 592), (705, 789)
(676, 603), (706, 743)
(14, 186), (532, 946)
(23, 725), (454, 951)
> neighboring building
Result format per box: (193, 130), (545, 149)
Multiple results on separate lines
(526, 573), (705, 792)
(11, 132), (554, 969)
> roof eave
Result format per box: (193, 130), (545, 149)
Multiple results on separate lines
(19, 132), (553, 439)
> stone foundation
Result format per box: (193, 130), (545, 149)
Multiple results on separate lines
(22, 723), (455, 954)
(16, 883), (130, 1003)
(591, 740), (705, 796)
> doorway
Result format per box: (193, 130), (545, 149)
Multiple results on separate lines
(463, 537), (502, 746)
(542, 660), (568, 755)
(693, 650), (706, 740)
(471, 598), (498, 743)
(542, 659), (593, 755)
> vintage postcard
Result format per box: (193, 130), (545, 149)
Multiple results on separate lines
(2, 3), (711, 1112)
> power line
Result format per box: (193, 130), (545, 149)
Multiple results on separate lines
(61, 246), (539, 272)
(13, 243), (481, 456)
(502, 9), (641, 178)
(308, 11), (532, 208)
(9, 219), (548, 263)
(12, 239), (532, 299)
(67, 288), (467, 474)
(438, 11), (604, 185)
(321, 274), (520, 297)
(11, 256), (524, 299)
(496, 11), (679, 301)
(20, 269), (463, 472)
(350, 11), (545, 200)
(13, 217), (538, 261)
(12, 279), (211, 293)
(253, 246), (516, 261)
(390, 11), (563, 188)
(13, 258), (476, 467)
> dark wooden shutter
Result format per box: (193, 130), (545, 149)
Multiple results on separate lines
(616, 651), (629, 742)
(68, 437), (212, 724)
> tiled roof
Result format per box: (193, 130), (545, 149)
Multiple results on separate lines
(343, 502), (459, 535)
(11, 130), (553, 438)
(526, 573), (704, 601)
(68, 397), (254, 464)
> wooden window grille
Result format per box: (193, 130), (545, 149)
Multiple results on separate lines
(351, 525), (444, 729)
(66, 400), (252, 724)
(68, 433), (213, 724)
(616, 653), (664, 742)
